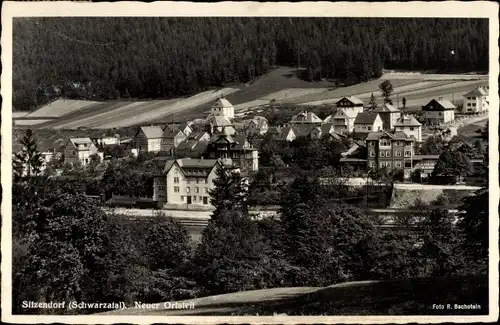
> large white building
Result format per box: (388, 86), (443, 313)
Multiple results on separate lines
(462, 87), (489, 113)
(153, 158), (231, 206)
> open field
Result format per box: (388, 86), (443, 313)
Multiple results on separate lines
(102, 276), (487, 316)
(18, 88), (239, 129)
(14, 67), (489, 129)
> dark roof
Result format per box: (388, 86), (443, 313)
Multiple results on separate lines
(423, 99), (456, 110)
(365, 131), (414, 141)
(354, 112), (380, 125)
(337, 96), (363, 106)
(373, 104), (399, 113)
(267, 126), (282, 135)
(163, 158), (220, 174)
(464, 87), (488, 97)
(292, 124), (319, 137)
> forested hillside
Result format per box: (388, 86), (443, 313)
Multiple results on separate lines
(13, 17), (488, 111)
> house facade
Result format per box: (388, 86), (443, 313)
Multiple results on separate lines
(332, 108), (356, 134)
(134, 126), (164, 153)
(64, 137), (101, 166)
(422, 99), (456, 125)
(373, 104), (401, 131)
(336, 96), (364, 116)
(274, 126), (296, 142)
(153, 158), (220, 205)
(462, 87), (489, 113)
(366, 131), (415, 179)
(244, 116), (269, 135)
(354, 112), (383, 134)
(203, 133), (259, 172)
(161, 125), (188, 155)
(394, 114), (423, 142)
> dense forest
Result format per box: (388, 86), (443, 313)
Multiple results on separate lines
(13, 17), (488, 110)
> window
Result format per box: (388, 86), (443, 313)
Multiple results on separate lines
(395, 161), (402, 168)
(380, 151), (385, 157)
(439, 112), (442, 116)
(404, 151), (411, 157)
(203, 197), (208, 205)
(385, 161), (391, 168)
(195, 187), (199, 193)
(395, 150), (402, 157)
(199, 196), (203, 201)
(405, 161), (412, 168)
(205, 178), (208, 184)
(472, 103), (476, 106)
(367, 126), (372, 131)
(380, 162), (385, 168)
(204, 188), (209, 193)
(181, 196), (184, 201)
(369, 161), (375, 168)
(174, 186), (180, 193)
(386, 151), (391, 157)
(467, 103), (472, 107)
(174, 177), (179, 183)
(193, 196), (196, 202)
(196, 178), (199, 184)
(369, 150), (375, 157)
(186, 187), (190, 193)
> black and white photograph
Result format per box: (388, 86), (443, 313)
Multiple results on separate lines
(1, 1), (498, 323)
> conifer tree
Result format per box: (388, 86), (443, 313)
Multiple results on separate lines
(368, 93), (378, 112)
(13, 129), (44, 180)
(379, 80), (394, 105)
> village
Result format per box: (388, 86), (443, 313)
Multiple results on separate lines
(15, 82), (488, 211)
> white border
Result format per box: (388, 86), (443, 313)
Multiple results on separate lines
(1, 1), (499, 324)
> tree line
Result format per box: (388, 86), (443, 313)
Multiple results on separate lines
(14, 17), (488, 110)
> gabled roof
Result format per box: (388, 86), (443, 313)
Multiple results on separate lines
(394, 114), (422, 127)
(162, 126), (185, 139)
(464, 87), (488, 97)
(292, 124), (318, 137)
(365, 131), (414, 141)
(210, 115), (233, 127)
(291, 111), (323, 123)
(354, 112), (380, 125)
(373, 103), (400, 113)
(164, 158), (220, 174)
(212, 97), (234, 109)
(68, 137), (94, 150)
(337, 96), (363, 105)
(424, 99), (456, 110)
(140, 126), (164, 139)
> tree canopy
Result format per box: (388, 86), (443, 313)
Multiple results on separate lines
(14, 17), (488, 110)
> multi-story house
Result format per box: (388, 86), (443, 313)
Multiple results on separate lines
(462, 87), (489, 113)
(203, 133), (259, 172)
(211, 97), (235, 120)
(161, 124), (188, 155)
(63, 137), (102, 166)
(331, 108), (356, 134)
(366, 131), (416, 179)
(290, 111), (323, 125)
(153, 158), (222, 205)
(336, 96), (364, 116)
(422, 99), (456, 125)
(244, 116), (269, 136)
(373, 104), (401, 131)
(394, 114), (422, 142)
(354, 112), (383, 136)
(133, 125), (164, 153)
